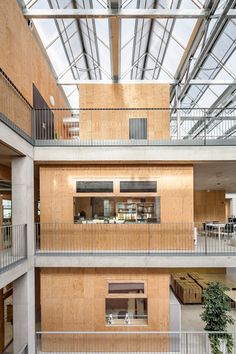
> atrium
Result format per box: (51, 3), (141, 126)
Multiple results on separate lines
(1, 0), (236, 353)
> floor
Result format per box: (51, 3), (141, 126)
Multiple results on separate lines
(181, 304), (236, 331)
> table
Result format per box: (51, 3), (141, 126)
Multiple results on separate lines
(205, 223), (226, 241)
(225, 290), (236, 303)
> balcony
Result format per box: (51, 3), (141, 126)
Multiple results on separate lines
(36, 331), (236, 353)
(0, 225), (27, 272)
(1, 67), (236, 148)
(35, 223), (236, 256)
(33, 107), (236, 147)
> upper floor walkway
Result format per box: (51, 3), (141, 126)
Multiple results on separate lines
(2, 222), (236, 272)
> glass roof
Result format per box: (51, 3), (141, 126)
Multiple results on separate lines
(22, 0), (236, 123)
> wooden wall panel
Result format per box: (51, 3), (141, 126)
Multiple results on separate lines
(40, 165), (194, 224)
(225, 199), (231, 220)
(0, 165), (11, 181)
(40, 268), (170, 351)
(194, 190), (226, 225)
(0, 0), (70, 136)
(39, 165), (194, 251)
(0, 196), (2, 227)
(40, 223), (194, 251)
(79, 84), (170, 140)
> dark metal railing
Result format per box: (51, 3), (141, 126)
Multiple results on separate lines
(35, 222), (236, 255)
(1, 64), (236, 147)
(0, 69), (32, 142)
(32, 107), (236, 146)
(0, 224), (27, 272)
(35, 331), (236, 353)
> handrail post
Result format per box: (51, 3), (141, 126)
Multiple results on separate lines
(204, 111), (207, 145)
(204, 228), (208, 255)
(25, 224), (28, 259)
(32, 109), (35, 142)
(186, 332), (188, 354)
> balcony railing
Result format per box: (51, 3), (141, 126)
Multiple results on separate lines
(36, 331), (236, 353)
(0, 68), (32, 142)
(0, 224), (27, 272)
(32, 107), (236, 146)
(35, 222), (236, 255)
(1, 66), (236, 147)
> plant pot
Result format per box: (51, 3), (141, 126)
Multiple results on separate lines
(207, 337), (228, 354)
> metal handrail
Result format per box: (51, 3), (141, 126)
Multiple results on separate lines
(35, 330), (236, 334)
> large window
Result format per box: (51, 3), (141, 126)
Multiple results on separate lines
(3, 199), (11, 223)
(129, 118), (147, 140)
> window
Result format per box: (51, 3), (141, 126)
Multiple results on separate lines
(108, 282), (145, 294)
(76, 181), (113, 193)
(129, 118), (147, 140)
(120, 181), (157, 193)
(106, 281), (147, 325)
(3, 199), (11, 223)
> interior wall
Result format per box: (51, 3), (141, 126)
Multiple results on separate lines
(40, 268), (170, 332)
(0, 197), (2, 227)
(194, 190), (226, 225)
(225, 199), (231, 220)
(0, 289), (3, 353)
(79, 84), (170, 140)
(40, 165), (194, 224)
(0, 0), (69, 135)
(0, 165), (11, 181)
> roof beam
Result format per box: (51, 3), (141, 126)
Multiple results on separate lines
(23, 8), (209, 19)
(57, 79), (236, 85)
(108, 0), (120, 82)
(71, 0), (91, 80)
(176, 0), (236, 102)
(170, 0), (220, 102)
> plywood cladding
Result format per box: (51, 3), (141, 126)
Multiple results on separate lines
(39, 165), (194, 251)
(40, 268), (170, 351)
(0, 0), (69, 136)
(194, 190), (226, 226)
(0, 165), (11, 181)
(40, 165), (194, 224)
(79, 84), (170, 140)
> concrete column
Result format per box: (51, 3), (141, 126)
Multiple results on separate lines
(11, 156), (35, 354)
(13, 270), (35, 353)
(12, 156), (34, 257)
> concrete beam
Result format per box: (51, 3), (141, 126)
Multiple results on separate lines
(34, 145), (236, 163)
(35, 255), (236, 268)
(0, 261), (28, 289)
(0, 122), (33, 159)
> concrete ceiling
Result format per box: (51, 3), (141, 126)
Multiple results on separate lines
(194, 162), (236, 193)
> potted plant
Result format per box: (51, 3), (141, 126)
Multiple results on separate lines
(200, 281), (234, 354)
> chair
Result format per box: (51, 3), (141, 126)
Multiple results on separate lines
(222, 223), (235, 241)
